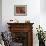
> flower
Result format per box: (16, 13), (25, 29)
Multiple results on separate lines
(36, 25), (45, 41)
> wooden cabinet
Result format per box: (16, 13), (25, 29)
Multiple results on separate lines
(7, 23), (34, 46)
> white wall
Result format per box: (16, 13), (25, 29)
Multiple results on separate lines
(40, 0), (46, 13)
(0, 0), (2, 32)
(2, 0), (40, 31)
(2, 0), (46, 46)
(40, 0), (46, 31)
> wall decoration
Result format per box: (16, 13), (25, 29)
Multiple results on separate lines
(14, 5), (27, 16)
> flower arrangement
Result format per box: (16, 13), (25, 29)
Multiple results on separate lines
(36, 25), (45, 42)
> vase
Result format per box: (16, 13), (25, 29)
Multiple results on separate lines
(39, 40), (45, 46)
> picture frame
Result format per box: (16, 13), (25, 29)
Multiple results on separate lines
(14, 5), (27, 16)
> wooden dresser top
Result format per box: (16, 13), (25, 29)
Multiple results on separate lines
(7, 23), (34, 25)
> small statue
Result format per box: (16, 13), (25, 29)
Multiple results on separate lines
(25, 20), (30, 23)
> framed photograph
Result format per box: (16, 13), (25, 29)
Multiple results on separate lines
(14, 5), (27, 16)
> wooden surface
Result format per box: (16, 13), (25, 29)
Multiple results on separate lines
(7, 23), (34, 46)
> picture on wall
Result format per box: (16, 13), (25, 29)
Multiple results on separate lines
(14, 5), (27, 16)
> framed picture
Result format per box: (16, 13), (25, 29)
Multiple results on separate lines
(14, 5), (27, 16)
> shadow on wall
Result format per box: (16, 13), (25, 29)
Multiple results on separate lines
(40, 0), (46, 13)
(0, 0), (2, 32)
